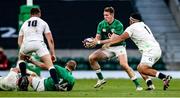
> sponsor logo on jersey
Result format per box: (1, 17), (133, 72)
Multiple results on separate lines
(102, 28), (106, 32)
(111, 29), (115, 33)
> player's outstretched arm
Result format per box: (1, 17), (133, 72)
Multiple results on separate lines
(45, 33), (56, 62)
(27, 57), (47, 69)
(100, 32), (129, 45)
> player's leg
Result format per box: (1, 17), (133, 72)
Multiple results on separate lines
(17, 42), (32, 77)
(40, 54), (60, 90)
(110, 46), (142, 91)
(17, 53), (30, 91)
(37, 42), (60, 91)
(18, 53), (28, 77)
(89, 49), (108, 88)
(138, 64), (172, 90)
(137, 49), (172, 90)
(118, 54), (142, 91)
(139, 73), (155, 90)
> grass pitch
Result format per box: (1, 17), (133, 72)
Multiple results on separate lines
(0, 79), (180, 97)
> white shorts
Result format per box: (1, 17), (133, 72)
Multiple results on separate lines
(101, 46), (127, 58)
(0, 71), (19, 91)
(31, 76), (45, 91)
(140, 47), (162, 67)
(20, 41), (49, 57)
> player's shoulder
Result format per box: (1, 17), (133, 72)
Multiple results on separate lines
(54, 64), (63, 69)
(114, 19), (122, 23)
(116, 19), (122, 23)
(98, 20), (106, 25)
(126, 22), (144, 31)
(37, 17), (47, 24)
(131, 22), (144, 27)
(113, 19), (123, 27)
(31, 17), (47, 24)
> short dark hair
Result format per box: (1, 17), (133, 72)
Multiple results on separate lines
(66, 60), (77, 70)
(130, 12), (142, 21)
(104, 6), (115, 14)
(30, 8), (41, 15)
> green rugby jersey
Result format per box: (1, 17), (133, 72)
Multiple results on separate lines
(26, 54), (41, 76)
(97, 19), (126, 46)
(26, 63), (41, 76)
(44, 65), (75, 91)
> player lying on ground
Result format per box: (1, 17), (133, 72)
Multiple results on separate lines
(0, 59), (76, 91)
(19, 58), (77, 91)
(0, 53), (43, 91)
(0, 67), (37, 91)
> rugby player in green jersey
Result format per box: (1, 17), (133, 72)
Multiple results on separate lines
(27, 59), (76, 91)
(84, 7), (142, 91)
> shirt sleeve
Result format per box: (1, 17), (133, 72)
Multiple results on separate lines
(124, 26), (133, 37)
(96, 22), (102, 34)
(44, 22), (51, 34)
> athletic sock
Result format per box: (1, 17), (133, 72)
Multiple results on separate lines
(131, 76), (140, 87)
(18, 61), (27, 77)
(146, 78), (153, 87)
(96, 69), (104, 80)
(49, 67), (59, 84)
(156, 72), (166, 80)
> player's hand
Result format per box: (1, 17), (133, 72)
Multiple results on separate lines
(51, 55), (56, 62)
(82, 37), (96, 48)
(24, 55), (32, 63)
(55, 84), (66, 91)
(90, 38), (99, 47)
(102, 43), (111, 49)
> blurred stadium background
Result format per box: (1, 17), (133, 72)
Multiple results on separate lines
(0, 0), (180, 78)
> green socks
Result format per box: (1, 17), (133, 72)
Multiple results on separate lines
(96, 69), (104, 80)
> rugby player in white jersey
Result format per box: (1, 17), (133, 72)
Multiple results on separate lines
(17, 8), (60, 91)
(0, 67), (37, 91)
(91, 12), (172, 91)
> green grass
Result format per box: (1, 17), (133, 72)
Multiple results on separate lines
(0, 79), (180, 97)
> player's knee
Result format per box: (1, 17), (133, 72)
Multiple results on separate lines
(17, 60), (26, 67)
(89, 54), (97, 63)
(137, 64), (144, 73)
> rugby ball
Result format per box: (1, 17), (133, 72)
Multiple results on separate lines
(83, 38), (94, 48)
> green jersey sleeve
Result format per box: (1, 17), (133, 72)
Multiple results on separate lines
(97, 21), (103, 34)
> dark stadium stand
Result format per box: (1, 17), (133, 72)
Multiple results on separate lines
(0, 0), (136, 49)
(0, 0), (169, 70)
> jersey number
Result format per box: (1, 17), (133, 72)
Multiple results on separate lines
(28, 20), (37, 27)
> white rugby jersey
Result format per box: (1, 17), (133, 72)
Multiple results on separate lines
(19, 17), (51, 42)
(124, 22), (160, 52)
